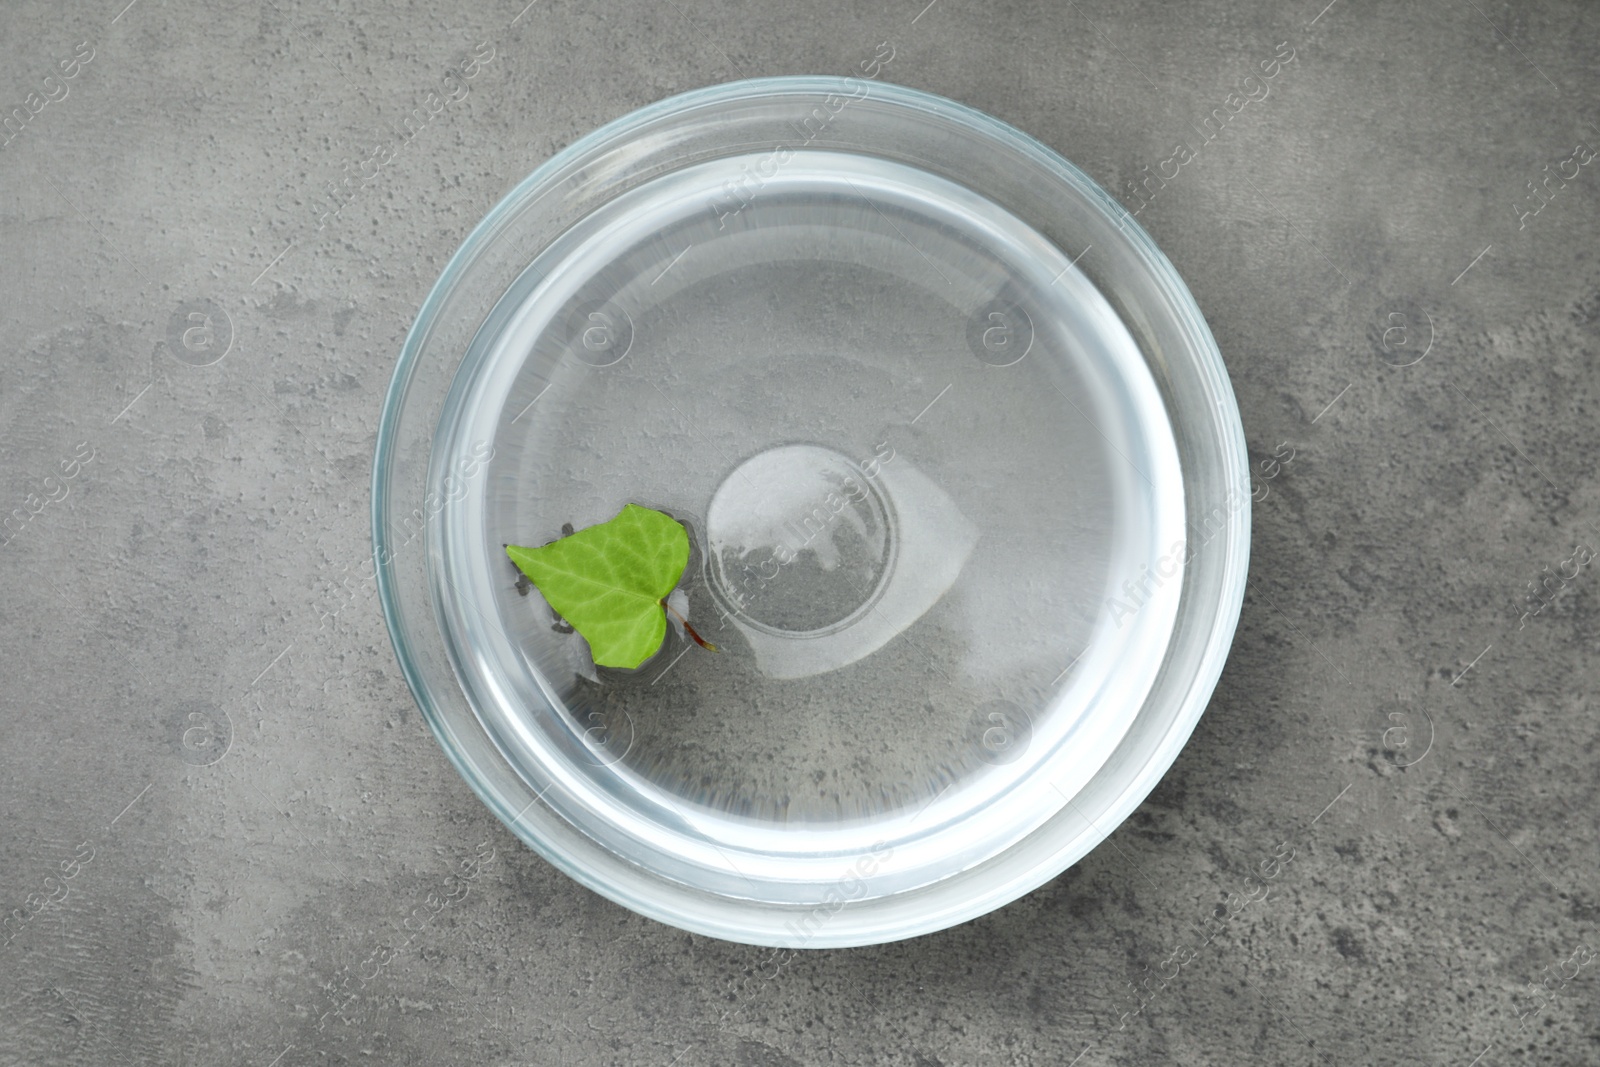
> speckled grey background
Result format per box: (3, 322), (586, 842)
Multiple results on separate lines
(3, 0), (1599, 1064)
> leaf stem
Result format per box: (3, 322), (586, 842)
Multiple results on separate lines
(663, 600), (719, 653)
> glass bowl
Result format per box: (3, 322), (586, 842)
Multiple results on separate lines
(373, 76), (1249, 947)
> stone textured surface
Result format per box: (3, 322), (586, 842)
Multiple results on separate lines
(3, 0), (1599, 1064)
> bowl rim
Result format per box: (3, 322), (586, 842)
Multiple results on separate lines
(373, 74), (1250, 946)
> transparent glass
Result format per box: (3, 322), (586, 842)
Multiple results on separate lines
(374, 77), (1250, 947)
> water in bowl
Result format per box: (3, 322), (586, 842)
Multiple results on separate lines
(430, 149), (1184, 891)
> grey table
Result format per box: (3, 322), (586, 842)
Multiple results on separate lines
(3, 0), (1598, 1063)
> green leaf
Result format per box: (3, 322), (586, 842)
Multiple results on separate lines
(506, 504), (690, 670)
